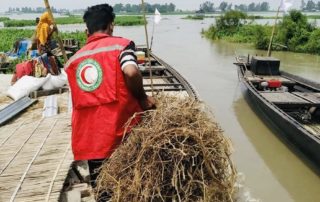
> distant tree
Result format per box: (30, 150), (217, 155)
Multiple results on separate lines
(200, 1), (214, 13)
(301, 0), (306, 10)
(124, 4), (132, 12)
(260, 2), (270, 11)
(317, 2), (320, 10)
(248, 3), (256, 11)
(216, 10), (247, 31)
(306, 0), (316, 11)
(276, 10), (314, 51)
(235, 4), (248, 12)
(113, 3), (124, 13)
(159, 4), (168, 13)
(168, 3), (176, 12)
(131, 5), (140, 13)
(227, 3), (233, 11)
(219, 2), (228, 12)
(255, 3), (261, 11)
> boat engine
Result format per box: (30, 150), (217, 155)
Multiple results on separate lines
(268, 79), (282, 91)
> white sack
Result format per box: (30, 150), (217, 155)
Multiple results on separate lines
(42, 70), (67, 90)
(7, 75), (50, 101)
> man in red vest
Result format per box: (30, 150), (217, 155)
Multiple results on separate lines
(65, 4), (155, 198)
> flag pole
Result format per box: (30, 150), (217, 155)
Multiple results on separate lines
(267, 6), (281, 57)
(150, 18), (155, 50)
(43, 0), (68, 62)
(141, 0), (154, 96)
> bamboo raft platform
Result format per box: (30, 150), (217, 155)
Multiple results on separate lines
(0, 114), (73, 202)
(0, 50), (197, 201)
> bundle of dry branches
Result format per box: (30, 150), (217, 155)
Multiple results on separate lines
(97, 96), (237, 202)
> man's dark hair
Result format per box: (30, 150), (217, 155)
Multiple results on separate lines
(36, 17), (40, 24)
(83, 4), (115, 35)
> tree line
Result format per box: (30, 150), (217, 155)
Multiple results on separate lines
(199, 1), (270, 13)
(301, 0), (320, 11)
(6, 3), (176, 14)
(7, 7), (69, 14)
(113, 3), (176, 13)
(203, 10), (320, 54)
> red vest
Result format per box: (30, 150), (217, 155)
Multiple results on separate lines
(65, 33), (142, 160)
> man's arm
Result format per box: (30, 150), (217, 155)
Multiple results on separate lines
(120, 41), (155, 110)
(123, 65), (155, 110)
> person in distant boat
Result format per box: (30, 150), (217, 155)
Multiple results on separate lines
(65, 4), (156, 201)
(36, 12), (57, 54)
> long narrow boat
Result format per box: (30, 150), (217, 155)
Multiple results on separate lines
(0, 50), (198, 201)
(234, 56), (320, 169)
(139, 48), (198, 99)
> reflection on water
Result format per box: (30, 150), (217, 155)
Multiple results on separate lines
(234, 94), (320, 202)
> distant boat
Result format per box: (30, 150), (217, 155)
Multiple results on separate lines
(234, 56), (320, 169)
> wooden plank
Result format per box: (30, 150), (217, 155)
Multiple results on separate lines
(260, 92), (310, 105)
(293, 92), (320, 104)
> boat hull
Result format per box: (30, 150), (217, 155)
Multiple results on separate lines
(238, 67), (320, 169)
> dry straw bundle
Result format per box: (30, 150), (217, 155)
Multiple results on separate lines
(97, 96), (236, 202)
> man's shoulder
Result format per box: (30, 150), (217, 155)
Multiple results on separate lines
(109, 36), (132, 44)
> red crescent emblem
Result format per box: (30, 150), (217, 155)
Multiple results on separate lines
(80, 66), (92, 85)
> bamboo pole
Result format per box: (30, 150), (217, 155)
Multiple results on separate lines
(141, 0), (154, 96)
(43, 0), (68, 62)
(267, 6), (281, 57)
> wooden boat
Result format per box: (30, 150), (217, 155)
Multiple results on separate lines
(139, 49), (198, 99)
(0, 50), (198, 201)
(234, 56), (320, 169)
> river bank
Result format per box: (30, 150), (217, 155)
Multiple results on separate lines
(0, 15), (144, 27)
(202, 10), (320, 55)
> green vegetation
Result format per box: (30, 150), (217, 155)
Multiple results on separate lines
(0, 29), (86, 72)
(301, 0), (320, 11)
(0, 29), (34, 52)
(199, 1), (270, 13)
(0, 17), (10, 22)
(2, 16), (144, 27)
(113, 3), (176, 13)
(0, 29), (87, 52)
(182, 15), (204, 20)
(202, 10), (320, 55)
(114, 16), (144, 26)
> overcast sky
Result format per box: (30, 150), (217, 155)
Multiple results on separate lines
(0, 0), (299, 12)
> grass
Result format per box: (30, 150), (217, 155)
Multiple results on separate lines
(0, 29), (87, 72)
(0, 29), (34, 52)
(182, 15), (204, 20)
(3, 16), (145, 27)
(0, 29), (88, 52)
(0, 17), (10, 22)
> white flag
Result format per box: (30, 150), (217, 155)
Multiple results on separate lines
(154, 8), (161, 24)
(280, 0), (293, 12)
